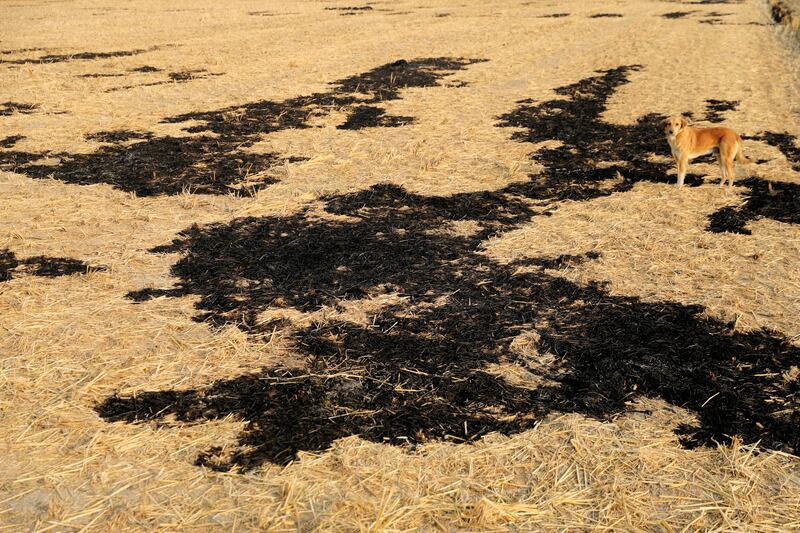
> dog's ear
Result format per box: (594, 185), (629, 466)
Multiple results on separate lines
(661, 117), (670, 126)
(680, 116), (688, 129)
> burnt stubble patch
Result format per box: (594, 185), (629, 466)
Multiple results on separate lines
(85, 130), (154, 143)
(0, 58), (483, 196)
(0, 135), (24, 148)
(662, 10), (697, 18)
(0, 46), (164, 65)
(497, 68), (793, 234)
(0, 102), (38, 116)
(325, 6), (377, 15)
(0, 249), (104, 282)
(750, 131), (800, 171)
(337, 106), (414, 129)
(707, 177), (800, 233)
(100, 179), (800, 469)
(96, 65), (799, 470)
(496, 65), (706, 203)
(704, 99), (738, 122)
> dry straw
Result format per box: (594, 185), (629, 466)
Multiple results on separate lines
(1, 0), (800, 530)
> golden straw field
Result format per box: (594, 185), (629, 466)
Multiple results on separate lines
(1, 0), (800, 530)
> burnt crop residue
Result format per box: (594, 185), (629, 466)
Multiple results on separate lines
(662, 0), (742, 4)
(0, 102), (38, 116)
(497, 70), (794, 231)
(590, 13), (623, 18)
(703, 99), (739, 123)
(0, 46), (163, 65)
(0, 249), (104, 282)
(496, 65), (707, 203)
(325, 6), (376, 15)
(0, 47), (48, 55)
(707, 178), (800, 234)
(78, 72), (126, 78)
(750, 131), (800, 171)
(538, 13), (570, 18)
(662, 10), (697, 18)
(79, 65), (163, 79)
(101, 179), (800, 469)
(85, 130), (154, 143)
(4, 136), (284, 196)
(168, 69), (217, 81)
(104, 69), (224, 93)
(0, 135), (24, 148)
(0, 58), (483, 196)
(337, 106), (413, 129)
(130, 65), (162, 73)
(96, 65), (800, 469)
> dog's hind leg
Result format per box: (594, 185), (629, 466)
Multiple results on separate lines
(677, 154), (689, 188)
(717, 151), (728, 188)
(720, 143), (736, 191)
(724, 157), (736, 191)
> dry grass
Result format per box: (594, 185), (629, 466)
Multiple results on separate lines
(2, 0), (800, 530)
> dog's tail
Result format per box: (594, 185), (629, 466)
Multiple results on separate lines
(736, 138), (751, 164)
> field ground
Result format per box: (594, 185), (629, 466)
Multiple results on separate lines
(2, 0), (800, 530)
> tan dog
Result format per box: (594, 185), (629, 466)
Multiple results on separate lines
(662, 115), (748, 189)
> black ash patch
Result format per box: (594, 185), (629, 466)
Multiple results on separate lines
(325, 6), (377, 15)
(704, 99), (739, 123)
(100, 181), (800, 469)
(11, 136), (284, 196)
(538, 13), (570, 18)
(662, 10), (696, 18)
(104, 69), (224, 92)
(0, 249), (104, 282)
(77, 72), (126, 78)
(96, 64), (800, 470)
(84, 130), (154, 143)
(168, 69), (218, 81)
(325, 6), (373, 10)
(0, 102), (38, 116)
(0, 134), (24, 148)
(498, 70), (794, 232)
(749, 131), (800, 171)
(590, 13), (623, 18)
(496, 65), (705, 203)
(130, 65), (162, 73)
(515, 251), (603, 270)
(0, 58), (484, 196)
(0, 46), (163, 65)
(0, 47), (48, 55)
(337, 106), (414, 129)
(707, 177), (800, 234)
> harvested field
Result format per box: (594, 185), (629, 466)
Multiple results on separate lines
(1, 0), (800, 530)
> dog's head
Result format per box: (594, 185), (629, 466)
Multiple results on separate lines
(662, 115), (688, 137)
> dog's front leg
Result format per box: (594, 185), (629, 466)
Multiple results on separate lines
(676, 154), (688, 188)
